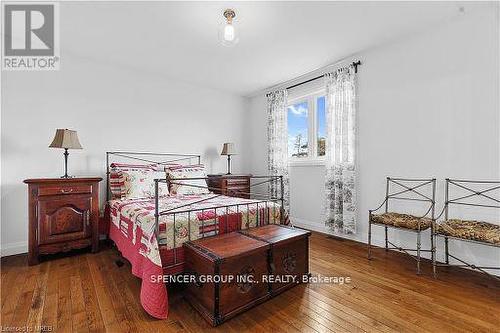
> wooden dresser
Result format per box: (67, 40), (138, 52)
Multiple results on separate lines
(207, 174), (251, 199)
(24, 177), (102, 265)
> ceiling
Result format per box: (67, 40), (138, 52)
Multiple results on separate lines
(62, 1), (483, 96)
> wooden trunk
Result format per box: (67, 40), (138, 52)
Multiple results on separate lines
(184, 232), (271, 326)
(240, 224), (311, 295)
(184, 225), (311, 326)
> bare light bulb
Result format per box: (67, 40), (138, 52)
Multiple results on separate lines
(219, 9), (238, 47)
(224, 24), (235, 42)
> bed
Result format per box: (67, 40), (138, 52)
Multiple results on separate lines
(104, 152), (289, 319)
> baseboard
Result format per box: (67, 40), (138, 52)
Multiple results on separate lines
(1, 241), (28, 257)
(291, 216), (386, 245)
(291, 217), (330, 234)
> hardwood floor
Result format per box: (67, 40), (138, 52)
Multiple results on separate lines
(1, 232), (499, 333)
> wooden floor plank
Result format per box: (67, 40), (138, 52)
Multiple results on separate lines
(0, 256), (29, 326)
(43, 257), (59, 316)
(26, 261), (50, 332)
(88, 254), (119, 332)
(1, 255), (26, 309)
(97, 251), (139, 333)
(78, 256), (106, 333)
(70, 275), (90, 333)
(1, 232), (499, 333)
(9, 263), (40, 328)
(57, 276), (73, 333)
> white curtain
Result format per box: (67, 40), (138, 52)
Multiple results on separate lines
(324, 65), (358, 234)
(267, 89), (290, 211)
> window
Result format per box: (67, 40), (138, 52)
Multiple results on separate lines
(287, 92), (326, 162)
(317, 96), (326, 157)
(287, 101), (309, 158)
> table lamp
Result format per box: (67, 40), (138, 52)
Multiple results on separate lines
(221, 142), (236, 175)
(49, 129), (82, 178)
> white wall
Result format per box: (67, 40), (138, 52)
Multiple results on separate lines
(246, 6), (500, 270)
(1, 53), (247, 256)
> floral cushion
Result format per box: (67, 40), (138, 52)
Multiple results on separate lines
(120, 169), (169, 199)
(110, 163), (170, 199)
(166, 164), (210, 196)
(109, 163), (153, 199)
(437, 219), (500, 245)
(371, 212), (432, 230)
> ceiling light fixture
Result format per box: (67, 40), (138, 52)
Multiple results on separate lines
(219, 9), (238, 47)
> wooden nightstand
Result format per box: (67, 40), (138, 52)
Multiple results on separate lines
(24, 177), (102, 265)
(207, 174), (251, 199)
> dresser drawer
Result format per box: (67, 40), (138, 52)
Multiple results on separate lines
(225, 185), (250, 199)
(38, 184), (92, 196)
(225, 178), (250, 186)
(226, 185), (249, 192)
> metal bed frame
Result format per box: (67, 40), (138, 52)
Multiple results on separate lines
(368, 177), (436, 275)
(106, 152), (286, 254)
(433, 179), (500, 280)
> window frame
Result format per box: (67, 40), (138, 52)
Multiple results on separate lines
(287, 89), (326, 166)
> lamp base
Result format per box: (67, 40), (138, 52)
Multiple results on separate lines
(60, 175), (74, 179)
(61, 148), (70, 178)
(226, 154), (232, 175)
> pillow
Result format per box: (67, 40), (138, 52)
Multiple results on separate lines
(109, 163), (169, 199)
(120, 169), (169, 199)
(166, 164), (210, 196)
(150, 163), (181, 171)
(109, 163), (152, 199)
(109, 171), (124, 199)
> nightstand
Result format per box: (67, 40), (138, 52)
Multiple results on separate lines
(207, 174), (251, 199)
(24, 177), (102, 265)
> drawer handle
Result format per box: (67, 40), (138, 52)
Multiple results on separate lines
(60, 188), (74, 194)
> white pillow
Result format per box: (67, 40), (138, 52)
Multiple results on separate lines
(120, 169), (169, 199)
(166, 165), (210, 196)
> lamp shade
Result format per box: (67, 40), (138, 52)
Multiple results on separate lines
(49, 129), (83, 149)
(221, 142), (236, 155)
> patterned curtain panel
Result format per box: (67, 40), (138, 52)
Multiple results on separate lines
(267, 89), (290, 211)
(324, 65), (358, 234)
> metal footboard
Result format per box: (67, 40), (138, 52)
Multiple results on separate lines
(153, 175), (286, 245)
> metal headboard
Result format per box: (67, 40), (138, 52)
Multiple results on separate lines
(105, 151), (201, 201)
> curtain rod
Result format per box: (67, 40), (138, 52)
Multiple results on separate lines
(267, 60), (361, 96)
(286, 60), (361, 91)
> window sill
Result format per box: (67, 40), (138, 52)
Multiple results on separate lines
(289, 159), (326, 167)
